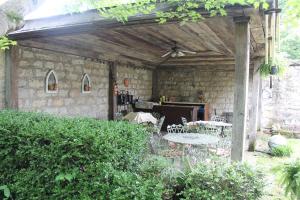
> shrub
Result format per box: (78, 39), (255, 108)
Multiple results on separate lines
(183, 162), (265, 200)
(0, 110), (152, 199)
(270, 145), (293, 157)
(274, 159), (300, 199)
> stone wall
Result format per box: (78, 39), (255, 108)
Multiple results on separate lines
(117, 65), (153, 101)
(16, 46), (109, 119)
(13, 46), (154, 119)
(0, 52), (5, 109)
(157, 65), (235, 116)
(262, 64), (300, 131)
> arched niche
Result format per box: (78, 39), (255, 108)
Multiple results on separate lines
(45, 70), (58, 93)
(81, 73), (91, 93)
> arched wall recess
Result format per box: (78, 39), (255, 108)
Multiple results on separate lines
(81, 73), (91, 93)
(45, 70), (58, 93)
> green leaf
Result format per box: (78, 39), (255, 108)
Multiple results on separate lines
(0, 185), (11, 198)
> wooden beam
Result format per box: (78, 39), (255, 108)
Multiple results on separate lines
(248, 58), (263, 151)
(231, 16), (250, 161)
(159, 60), (235, 67)
(18, 39), (155, 69)
(4, 47), (18, 109)
(164, 57), (235, 62)
(201, 20), (235, 55)
(108, 62), (117, 120)
(257, 75), (263, 131)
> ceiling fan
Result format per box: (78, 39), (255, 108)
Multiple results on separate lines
(161, 41), (197, 58)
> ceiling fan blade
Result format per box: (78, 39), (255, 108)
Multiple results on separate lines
(161, 51), (171, 58)
(157, 53), (172, 66)
(177, 51), (185, 57)
(181, 50), (197, 54)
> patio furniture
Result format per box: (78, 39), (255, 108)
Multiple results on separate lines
(181, 117), (188, 126)
(152, 105), (198, 131)
(163, 133), (219, 160)
(204, 125), (220, 137)
(163, 133), (219, 147)
(153, 116), (165, 136)
(211, 115), (227, 122)
(123, 112), (157, 124)
(167, 124), (186, 133)
(162, 102), (210, 121)
(187, 120), (232, 136)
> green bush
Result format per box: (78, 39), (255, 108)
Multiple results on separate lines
(183, 162), (265, 200)
(270, 145), (293, 157)
(0, 110), (157, 199)
(274, 159), (300, 200)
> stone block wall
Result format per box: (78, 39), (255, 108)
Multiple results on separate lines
(262, 65), (300, 131)
(157, 65), (235, 116)
(0, 52), (5, 109)
(117, 65), (153, 101)
(16, 46), (109, 119)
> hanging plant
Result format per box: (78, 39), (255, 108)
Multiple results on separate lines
(259, 58), (287, 78)
(259, 61), (272, 78)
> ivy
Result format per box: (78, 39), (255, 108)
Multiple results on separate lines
(0, 36), (17, 51)
(73, 0), (269, 23)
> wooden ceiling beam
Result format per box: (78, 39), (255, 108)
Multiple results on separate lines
(55, 34), (159, 63)
(201, 18), (235, 55)
(159, 60), (235, 67)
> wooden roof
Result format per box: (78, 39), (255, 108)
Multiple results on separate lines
(9, 5), (267, 69)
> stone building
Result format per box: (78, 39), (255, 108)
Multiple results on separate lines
(0, 1), (280, 161)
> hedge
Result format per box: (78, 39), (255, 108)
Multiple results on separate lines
(0, 110), (265, 200)
(183, 162), (265, 200)
(0, 110), (161, 199)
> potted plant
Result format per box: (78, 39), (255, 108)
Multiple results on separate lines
(270, 65), (278, 75)
(259, 57), (287, 78)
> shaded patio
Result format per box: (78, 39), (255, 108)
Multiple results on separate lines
(6, 2), (279, 161)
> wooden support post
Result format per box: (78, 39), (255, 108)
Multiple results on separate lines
(231, 16), (250, 161)
(248, 58), (263, 151)
(108, 62), (117, 120)
(152, 69), (159, 101)
(257, 78), (263, 131)
(4, 47), (18, 109)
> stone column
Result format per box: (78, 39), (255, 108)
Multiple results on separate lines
(231, 16), (251, 161)
(248, 58), (263, 151)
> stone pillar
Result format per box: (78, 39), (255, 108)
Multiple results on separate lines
(231, 16), (250, 161)
(4, 47), (18, 109)
(108, 62), (117, 120)
(248, 58), (263, 151)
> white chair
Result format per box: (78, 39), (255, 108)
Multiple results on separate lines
(167, 124), (186, 133)
(154, 116), (165, 136)
(204, 125), (220, 137)
(181, 117), (188, 126)
(211, 115), (227, 122)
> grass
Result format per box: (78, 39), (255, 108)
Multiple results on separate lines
(246, 133), (300, 200)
